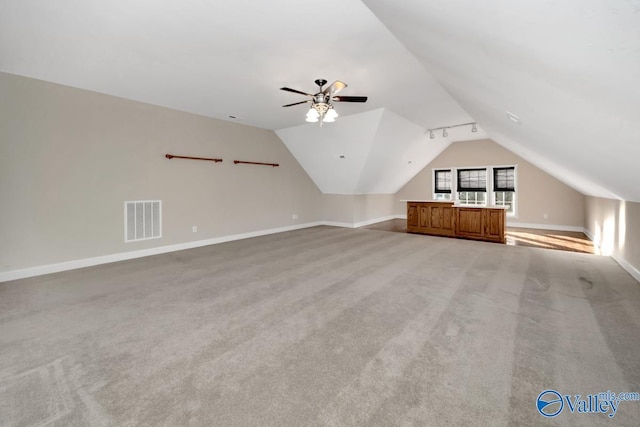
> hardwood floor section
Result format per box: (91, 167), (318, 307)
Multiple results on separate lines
(362, 219), (594, 254)
(506, 227), (594, 254)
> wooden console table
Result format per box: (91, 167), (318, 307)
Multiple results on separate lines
(406, 201), (506, 244)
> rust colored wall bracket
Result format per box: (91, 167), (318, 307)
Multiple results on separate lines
(233, 160), (279, 167)
(165, 154), (223, 163)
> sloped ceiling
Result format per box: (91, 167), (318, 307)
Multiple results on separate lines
(277, 108), (461, 194)
(362, 0), (640, 201)
(1, 1), (638, 199)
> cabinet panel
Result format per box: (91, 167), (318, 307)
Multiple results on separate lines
(407, 203), (456, 237)
(407, 204), (418, 228)
(485, 209), (506, 243)
(419, 206), (430, 228)
(430, 207), (441, 229)
(456, 208), (485, 238)
(442, 207), (455, 231)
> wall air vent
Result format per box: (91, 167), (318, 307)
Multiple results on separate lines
(124, 200), (162, 242)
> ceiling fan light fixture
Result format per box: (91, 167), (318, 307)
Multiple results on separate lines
(306, 108), (320, 119)
(472, 123), (477, 132)
(429, 131), (435, 139)
(281, 79), (367, 126)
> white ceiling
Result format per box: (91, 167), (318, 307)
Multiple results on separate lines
(362, 0), (640, 201)
(277, 108), (457, 194)
(1, 0), (638, 200)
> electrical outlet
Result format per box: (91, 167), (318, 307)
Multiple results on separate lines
(192, 226), (197, 232)
(292, 213), (298, 220)
(543, 213), (548, 220)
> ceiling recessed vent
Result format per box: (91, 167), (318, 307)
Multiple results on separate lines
(125, 200), (162, 242)
(505, 111), (521, 124)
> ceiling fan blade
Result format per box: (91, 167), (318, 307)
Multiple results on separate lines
(282, 100), (311, 107)
(280, 87), (313, 96)
(323, 80), (347, 95)
(333, 96), (368, 103)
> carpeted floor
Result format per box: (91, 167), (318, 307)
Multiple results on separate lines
(1, 226), (639, 426)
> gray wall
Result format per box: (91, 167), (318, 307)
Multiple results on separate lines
(323, 194), (396, 225)
(585, 197), (640, 280)
(0, 72), (323, 273)
(395, 139), (585, 227)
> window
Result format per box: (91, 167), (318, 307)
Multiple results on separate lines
(431, 165), (518, 216)
(493, 167), (515, 214)
(434, 169), (452, 200)
(494, 167), (515, 191)
(458, 191), (486, 205)
(457, 168), (487, 191)
(457, 168), (486, 205)
(495, 191), (515, 214)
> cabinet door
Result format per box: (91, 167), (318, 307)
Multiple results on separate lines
(485, 209), (505, 243)
(430, 206), (442, 229)
(456, 208), (485, 239)
(441, 206), (455, 235)
(407, 204), (419, 229)
(419, 205), (431, 229)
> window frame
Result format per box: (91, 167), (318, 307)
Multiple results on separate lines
(456, 168), (487, 192)
(434, 169), (452, 195)
(493, 166), (515, 192)
(432, 165), (518, 217)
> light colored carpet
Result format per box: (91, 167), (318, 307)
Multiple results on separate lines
(1, 226), (639, 426)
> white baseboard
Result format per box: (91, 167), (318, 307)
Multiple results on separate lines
(583, 228), (595, 242)
(354, 215), (402, 228)
(0, 222), (323, 283)
(506, 222), (586, 233)
(583, 228), (640, 284)
(321, 221), (357, 228)
(322, 215), (404, 229)
(4, 217), (412, 282)
(611, 254), (640, 284)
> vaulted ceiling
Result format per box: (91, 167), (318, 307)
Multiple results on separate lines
(1, 1), (638, 200)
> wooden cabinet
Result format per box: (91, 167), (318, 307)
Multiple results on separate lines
(455, 206), (505, 243)
(407, 202), (505, 244)
(407, 202), (455, 237)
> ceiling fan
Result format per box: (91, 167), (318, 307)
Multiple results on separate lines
(280, 79), (368, 125)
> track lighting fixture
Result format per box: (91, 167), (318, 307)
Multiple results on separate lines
(425, 122), (479, 138)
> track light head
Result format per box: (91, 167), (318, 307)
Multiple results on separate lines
(427, 122), (477, 140)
